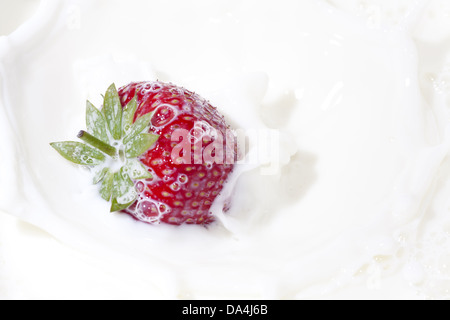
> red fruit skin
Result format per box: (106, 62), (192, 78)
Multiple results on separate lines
(118, 82), (235, 225)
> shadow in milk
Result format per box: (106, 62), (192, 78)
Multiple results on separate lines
(16, 220), (54, 239)
(228, 150), (318, 227)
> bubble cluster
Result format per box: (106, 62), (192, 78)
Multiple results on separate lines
(127, 197), (172, 224)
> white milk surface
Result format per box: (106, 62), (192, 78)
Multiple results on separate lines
(1, 0), (450, 299)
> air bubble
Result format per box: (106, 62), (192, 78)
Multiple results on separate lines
(139, 200), (159, 217)
(170, 183), (180, 191)
(151, 104), (178, 127)
(136, 181), (145, 192)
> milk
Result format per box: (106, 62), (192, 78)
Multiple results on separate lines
(0, 0), (449, 299)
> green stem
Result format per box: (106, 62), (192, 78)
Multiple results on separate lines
(119, 148), (126, 163)
(77, 130), (117, 158)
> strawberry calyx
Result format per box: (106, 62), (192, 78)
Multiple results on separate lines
(50, 83), (159, 212)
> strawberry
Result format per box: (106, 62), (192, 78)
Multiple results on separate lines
(51, 82), (235, 226)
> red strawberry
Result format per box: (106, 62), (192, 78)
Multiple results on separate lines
(117, 82), (235, 225)
(51, 81), (236, 226)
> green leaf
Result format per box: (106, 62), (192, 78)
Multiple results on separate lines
(125, 133), (159, 159)
(122, 112), (153, 145)
(50, 141), (105, 166)
(86, 101), (109, 143)
(100, 169), (114, 201)
(122, 96), (138, 137)
(110, 198), (135, 212)
(93, 167), (109, 184)
(125, 159), (153, 180)
(112, 168), (137, 205)
(103, 83), (123, 140)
